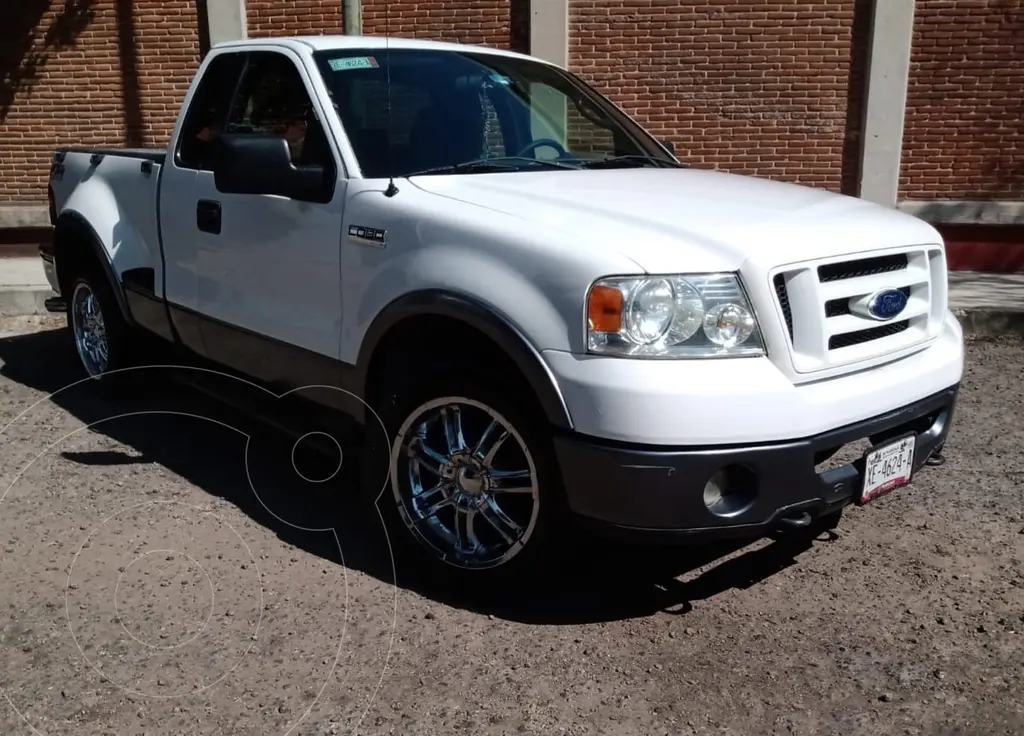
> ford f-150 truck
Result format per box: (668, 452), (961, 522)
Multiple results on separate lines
(41, 35), (963, 583)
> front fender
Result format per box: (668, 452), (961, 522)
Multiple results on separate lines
(347, 242), (577, 355)
(355, 289), (575, 430)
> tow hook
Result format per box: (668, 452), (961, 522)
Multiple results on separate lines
(926, 445), (946, 467)
(776, 511), (813, 532)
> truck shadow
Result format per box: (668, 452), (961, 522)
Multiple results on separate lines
(0, 324), (838, 625)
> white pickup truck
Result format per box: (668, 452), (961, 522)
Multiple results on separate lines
(42, 35), (962, 583)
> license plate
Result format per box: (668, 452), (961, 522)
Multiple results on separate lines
(860, 434), (917, 504)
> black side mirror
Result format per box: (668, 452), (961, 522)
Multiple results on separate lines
(212, 133), (327, 201)
(660, 139), (675, 155)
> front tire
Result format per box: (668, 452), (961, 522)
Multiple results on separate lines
(371, 370), (566, 587)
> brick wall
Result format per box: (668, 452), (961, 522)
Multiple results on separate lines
(247, 0), (342, 37)
(900, 0), (1024, 200)
(361, 0), (520, 48)
(569, 0), (872, 194)
(247, 0), (523, 49)
(2, 0), (1021, 209)
(0, 0), (204, 204)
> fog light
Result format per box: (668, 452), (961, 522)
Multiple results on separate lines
(702, 465), (757, 517)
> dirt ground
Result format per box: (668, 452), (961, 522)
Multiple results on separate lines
(0, 314), (1021, 736)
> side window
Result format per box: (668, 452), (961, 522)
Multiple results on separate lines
(225, 52), (334, 169)
(177, 53), (245, 170)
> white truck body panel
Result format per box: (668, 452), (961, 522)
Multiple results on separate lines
(544, 313), (963, 445)
(158, 162), (199, 308)
(50, 151), (164, 291)
(335, 178), (644, 365)
(408, 167), (943, 274)
(196, 168), (348, 358)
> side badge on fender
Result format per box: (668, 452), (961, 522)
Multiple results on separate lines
(348, 225), (387, 248)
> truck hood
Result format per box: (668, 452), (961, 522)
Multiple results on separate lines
(410, 168), (941, 273)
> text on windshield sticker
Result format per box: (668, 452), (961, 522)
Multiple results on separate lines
(329, 56), (379, 71)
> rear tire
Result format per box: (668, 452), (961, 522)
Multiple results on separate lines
(67, 269), (139, 392)
(366, 364), (567, 590)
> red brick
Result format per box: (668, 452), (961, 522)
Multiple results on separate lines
(1, 0), (1020, 207)
(568, 0), (872, 193)
(1, 0), (203, 203)
(900, 0), (1024, 199)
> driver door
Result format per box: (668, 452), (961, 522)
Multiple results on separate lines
(194, 49), (348, 390)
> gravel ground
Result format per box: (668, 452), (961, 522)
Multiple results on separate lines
(0, 315), (1021, 736)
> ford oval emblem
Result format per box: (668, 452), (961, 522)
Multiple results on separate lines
(867, 288), (908, 320)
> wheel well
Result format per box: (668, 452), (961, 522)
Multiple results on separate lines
(364, 314), (543, 414)
(53, 216), (102, 296)
(52, 214), (135, 326)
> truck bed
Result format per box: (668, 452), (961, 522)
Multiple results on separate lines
(49, 145), (167, 299)
(55, 146), (166, 164)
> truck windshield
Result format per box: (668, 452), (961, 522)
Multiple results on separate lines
(312, 48), (680, 178)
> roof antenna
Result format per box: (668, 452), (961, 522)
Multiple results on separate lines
(382, 4), (398, 197)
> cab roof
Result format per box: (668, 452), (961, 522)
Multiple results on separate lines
(212, 34), (549, 66)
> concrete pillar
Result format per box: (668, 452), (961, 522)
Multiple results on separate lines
(343, 0), (362, 35)
(858, 0), (916, 207)
(529, 0), (570, 146)
(206, 0), (248, 46)
(530, 0), (569, 68)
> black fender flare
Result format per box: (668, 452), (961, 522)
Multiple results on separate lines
(52, 211), (136, 327)
(355, 290), (574, 430)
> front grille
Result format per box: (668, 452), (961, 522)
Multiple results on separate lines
(824, 286), (910, 318)
(828, 320), (910, 350)
(767, 246), (946, 376)
(824, 299), (849, 318)
(773, 273), (794, 339)
(817, 253), (908, 282)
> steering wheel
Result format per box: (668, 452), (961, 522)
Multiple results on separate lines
(516, 138), (569, 159)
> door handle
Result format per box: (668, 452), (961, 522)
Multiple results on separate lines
(196, 199), (222, 235)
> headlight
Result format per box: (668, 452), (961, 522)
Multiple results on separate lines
(586, 273), (764, 358)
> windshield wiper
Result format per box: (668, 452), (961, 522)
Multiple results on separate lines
(577, 155), (688, 170)
(405, 157), (581, 177)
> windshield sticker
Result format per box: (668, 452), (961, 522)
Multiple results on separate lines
(328, 56), (379, 71)
(488, 73), (512, 86)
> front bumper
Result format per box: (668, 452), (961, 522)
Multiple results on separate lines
(554, 384), (958, 542)
(542, 311), (963, 446)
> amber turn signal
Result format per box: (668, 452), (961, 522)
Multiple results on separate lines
(588, 284), (623, 333)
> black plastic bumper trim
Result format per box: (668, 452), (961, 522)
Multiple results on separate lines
(554, 384), (959, 543)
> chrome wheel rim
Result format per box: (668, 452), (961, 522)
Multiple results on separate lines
(71, 282), (109, 377)
(390, 397), (541, 570)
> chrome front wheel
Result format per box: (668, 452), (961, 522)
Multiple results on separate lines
(390, 396), (542, 570)
(71, 281), (109, 377)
